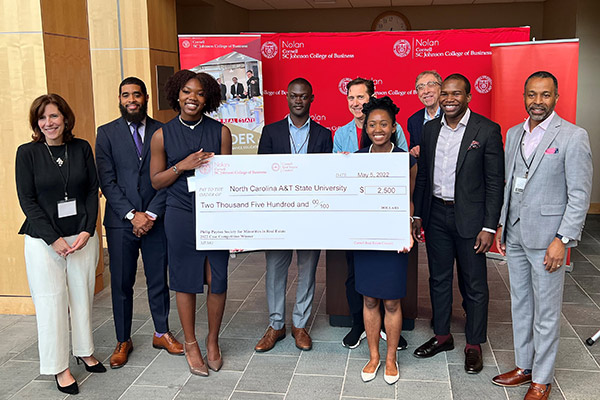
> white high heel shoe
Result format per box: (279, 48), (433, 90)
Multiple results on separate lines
(384, 362), (400, 384)
(361, 361), (380, 382)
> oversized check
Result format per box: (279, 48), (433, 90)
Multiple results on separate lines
(187, 153), (410, 250)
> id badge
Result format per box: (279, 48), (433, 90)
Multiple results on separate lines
(513, 176), (527, 193)
(57, 198), (77, 218)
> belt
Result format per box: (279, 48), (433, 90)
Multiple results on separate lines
(433, 196), (455, 206)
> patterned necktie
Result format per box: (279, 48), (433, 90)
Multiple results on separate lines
(132, 122), (143, 158)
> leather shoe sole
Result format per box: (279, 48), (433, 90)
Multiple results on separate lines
(413, 336), (454, 358)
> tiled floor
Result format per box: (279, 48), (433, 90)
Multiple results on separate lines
(2, 216), (600, 399)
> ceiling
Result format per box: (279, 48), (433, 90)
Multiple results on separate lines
(222, 0), (545, 10)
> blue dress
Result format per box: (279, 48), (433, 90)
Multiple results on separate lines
(353, 145), (415, 299)
(162, 116), (229, 294)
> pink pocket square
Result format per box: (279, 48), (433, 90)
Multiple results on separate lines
(467, 140), (480, 150)
(545, 147), (558, 154)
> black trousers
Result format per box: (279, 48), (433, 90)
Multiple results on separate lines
(106, 221), (170, 342)
(424, 199), (489, 344)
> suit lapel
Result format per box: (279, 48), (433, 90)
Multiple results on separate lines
(282, 119), (292, 154)
(505, 126), (522, 185)
(456, 114), (479, 175)
(525, 114), (561, 179)
(307, 120), (317, 153)
(118, 118), (140, 162)
(140, 118), (154, 163)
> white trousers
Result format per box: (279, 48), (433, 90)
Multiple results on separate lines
(24, 234), (99, 375)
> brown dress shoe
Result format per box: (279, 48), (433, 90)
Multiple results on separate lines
(291, 325), (312, 351)
(524, 383), (551, 400)
(153, 332), (184, 355)
(255, 326), (286, 352)
(492, 367), (532, 387)
(110, 339), (133, 369)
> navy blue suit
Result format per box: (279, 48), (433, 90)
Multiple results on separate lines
(257, 118), (333, 154)
(407, 108), (426, 150)
(96, 116), (170, 342)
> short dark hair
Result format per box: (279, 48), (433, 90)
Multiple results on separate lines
(247, 70), (253, 74)
(360, 96), (400, 148)
(346, 77), (375, 96)
(288, 77), (312, 91)
(165, 70), (221, 113)
(29, 94), (76, 143)
(415, 70), (442, 87)
(119, 76), (147, 96)
(524, 70), (559, 94)
(443, 73), (471, 94)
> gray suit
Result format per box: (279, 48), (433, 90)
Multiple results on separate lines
(499, 113), (592, 384)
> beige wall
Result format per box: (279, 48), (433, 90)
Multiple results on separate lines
(0, 0), (103, 314)
(88, 0), (178, 127)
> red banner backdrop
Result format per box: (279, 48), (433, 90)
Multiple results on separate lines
(259, 28), (529, 141)
(491, 39), (580, 137)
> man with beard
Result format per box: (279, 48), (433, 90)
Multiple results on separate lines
(492, 71), (592, 400)
(255, 78), (332, 352)
(407, 70), (442, 158)
(412, 74), (504, 374)
(96, 77), (183, 369)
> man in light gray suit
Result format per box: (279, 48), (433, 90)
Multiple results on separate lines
(492, 71), (592, 400)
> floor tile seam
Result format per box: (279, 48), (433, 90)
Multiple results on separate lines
(293, 372), (345, 378)
(443, 351), (455, 400)
(170, 369), (193, 400)
(226, 349), (257, 400)
(6, 379), (59, 400)
(231, 389), (287, 395)
(339, 347), (352, 400)
(220, 267), (265, 337)
(582, 230), (600, 246)
(281, 336), (304, 399)
(114, 346), (165, 398)
(339, 395), (394, 400)
(556, 305), (600, 371)
(554, 367), (600, 372)
(253, 353), (300, 358)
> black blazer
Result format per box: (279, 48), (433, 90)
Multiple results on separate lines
(413, 111), (504, 238)
(257, 118), (333, 154)
(231, 82), (245, 98)
(407, 108), (425, 150)
(95, 117), (166, 228)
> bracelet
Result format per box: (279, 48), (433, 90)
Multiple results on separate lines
(410, 216), (414, 223)
(172, 165), (180, 175)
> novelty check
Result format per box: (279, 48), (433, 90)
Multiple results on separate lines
(187, 153), (410, 250)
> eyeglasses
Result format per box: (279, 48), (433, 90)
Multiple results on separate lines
(416, 81), (441, 92)
(288, 93), (310, 101)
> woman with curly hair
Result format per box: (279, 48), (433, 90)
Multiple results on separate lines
(354, 96), (416, 385)
(150, 70), (232, 376)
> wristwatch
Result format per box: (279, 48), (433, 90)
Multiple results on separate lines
(555, 233), (569, 244)
(126, 211), (136, 221)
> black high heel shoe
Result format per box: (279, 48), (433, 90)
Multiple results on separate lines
(55, 375), (79, 395)
(75, 356), (107, 373)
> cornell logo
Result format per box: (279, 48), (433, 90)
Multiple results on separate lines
(393, 40), (411, 58)
(181, 40), (191, 49)
(338, 78), (352, 95)
(199, 164), (211, 174)
(261, 41), (278, 59)
(474, 75), (492, 94)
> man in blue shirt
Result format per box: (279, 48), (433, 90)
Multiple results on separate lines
(256, 78), (333, 353)
(334, 78), (407, 153)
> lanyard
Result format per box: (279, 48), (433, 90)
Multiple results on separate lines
(44, 142), (70, 200)
(290, 127), (310, 154)
(519, 130), (534, 178)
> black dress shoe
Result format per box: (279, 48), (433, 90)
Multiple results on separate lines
(55, 375), (79, 395)
(464, 348), (483, 374)
(413, 336), (455, 358)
